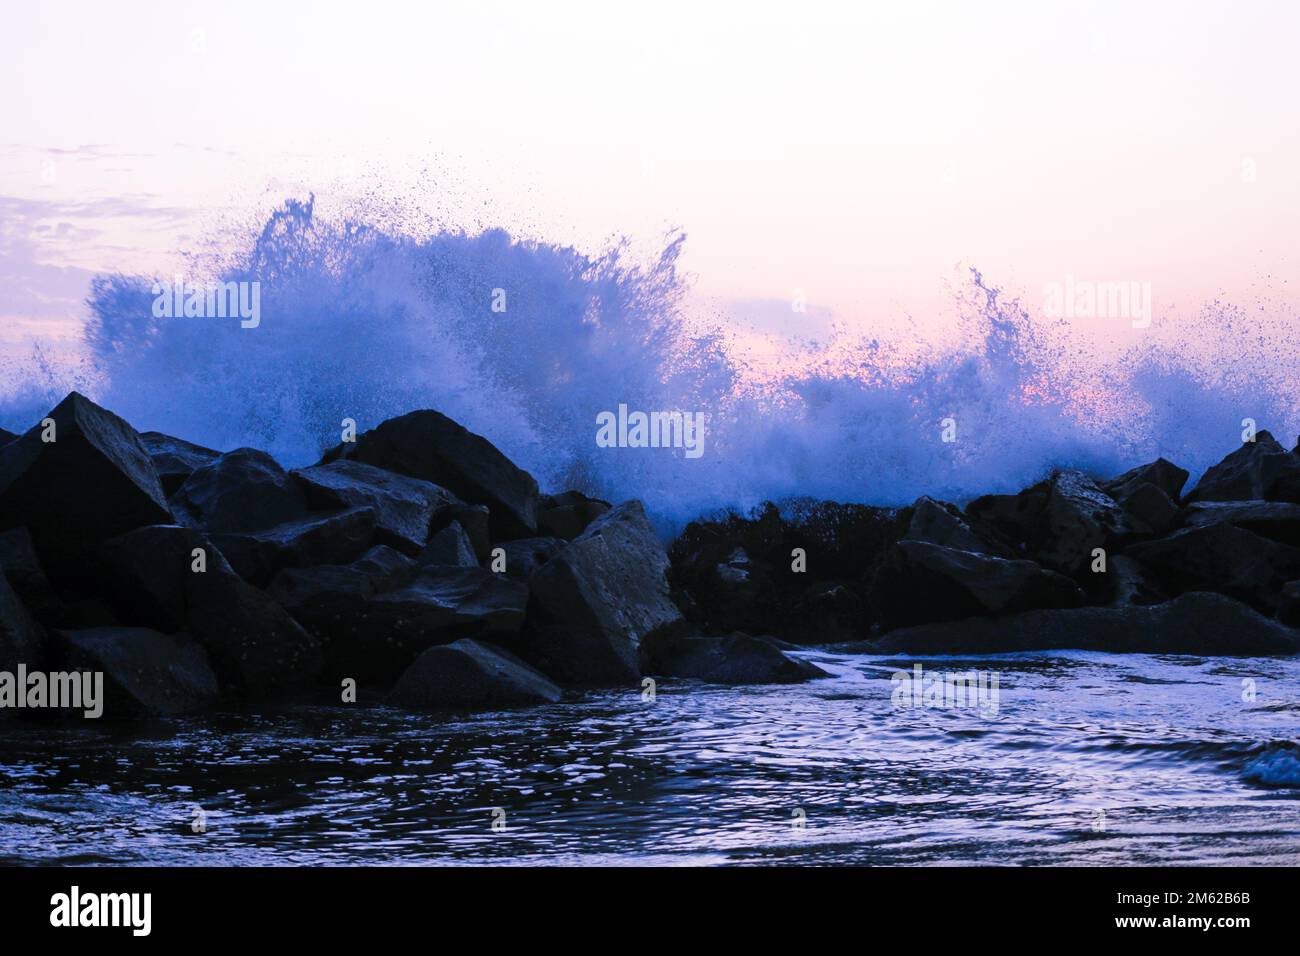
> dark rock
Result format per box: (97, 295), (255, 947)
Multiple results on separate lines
(495, 537), (563, 582)
(390, 638), (562, 710)
(1103, 458), (1189, 503)
(292, 459), (458, 554)
(55, 627), (218, 717)
(322, 410), (539, 539)
(1183, 501), (1300, 546)
(1278, 581), (1300, 628)
(874, 540), (1084, 628)
(0, 527), (60, 620)
(172, 448), (309, 533)
(418, 521), (478, 568)
(875, 592), (1300, 655)
(0, 393), (171, 572)
(643, 632), (829, 685)
(964, 486), (1049, 552)
(138, 431), (222, 496)
(272, 560), (526, 684)
(668, 500), (893, 642)
(538, 491), (611, 541)
(100, 525), (321, 697)
(527, 501), (684, 684)
(1186, 432), (1300, 502)
(1034, 470), (1129, 575)
(211, 507), (377, 587)
(1105, 554), (1166, 607)
(444, 503), (491, 562)
(0, 426), (17, 446)
(0, 573), (44, 672)
(1126, 523), (1300, 612)
(1114, 482), (1181, 535)
(903, 496), (1011, 556)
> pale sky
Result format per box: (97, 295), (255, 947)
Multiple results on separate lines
(2, 0), (1298, 356)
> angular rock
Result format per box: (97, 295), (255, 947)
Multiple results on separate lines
(272, 561), (526, 684)
(964, 488), (1048, 553)
(211, 507), (377, 587)
(0, 393), (172, 568)
(322, 410), (539, 539)
(292, 459), (459, 554)
(0, 426), (16, 446)
(538, 491), (611, 541)
(1126, 522), (1300, 612)
(1114, 482), (1181, 535)
(444, 503), (491, 562)
(526, 501), (684, 684)
(1278, 581), (1300, 628)
(1103, 458), (1189, 503)
(643, 632), (828, 685)
(418, 521), (478, 568)
(875, 592), (1300, 655)
(172, 448), (309, 533)
(390, 638), (562, 711)
(100, 525), (321, 697)
(903, 496), (1010, 556)
(495, 537), (563, 582)
(0, 573), (44, 672)
(874, 540), (1084, 628)
(1034, 470), (1129, 575)
(1186, 432), (1300, 503)
(56, 627), (219, 717)
(138, 431), (222, 496)
(1183, 500), (1300, 546)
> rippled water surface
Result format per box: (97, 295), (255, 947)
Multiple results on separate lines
(2, 650), (1299, 865)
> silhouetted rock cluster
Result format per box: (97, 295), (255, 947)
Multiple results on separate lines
(670, 434), (1300, 656)
(0, 392), (814, 720)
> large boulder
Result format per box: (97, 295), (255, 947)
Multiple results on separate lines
(1183, 501), (1300, 546)
(321, 410), (540, 539)
(874, 592), (1300, 655)
(55, 627), (219, 717)
(443, 503), (491, 562)
(1125, 522), (1300, 612)
(0, 393), (172, 572)
(1034, 470), (1130, 575)
(271, 559), (526, 684)
(527, 501), (684, 684)
(1186, 432), (1300, 503)
(138, 431), (222, 496)
(211, 507), (377, 587)
(0, 573), (44, 673)
(1103, 457), (1189, 503)
(99, 525), (322, 697)
(390, 639), (562, 711)
(873, 540), (1084, 629)
(0, 426), (16, 446)
(292, 459), (459, 554)
(171, 448), (309, 533)
(902, 496), (1012, 556)
(643, 632), (828, 685)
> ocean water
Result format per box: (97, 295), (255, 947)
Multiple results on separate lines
(3, 649), (1298, 866)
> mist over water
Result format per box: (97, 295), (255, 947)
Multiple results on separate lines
(5, 196), (1297, 528)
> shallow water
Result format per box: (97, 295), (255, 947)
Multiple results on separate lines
(2, 650), (1298, 866)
